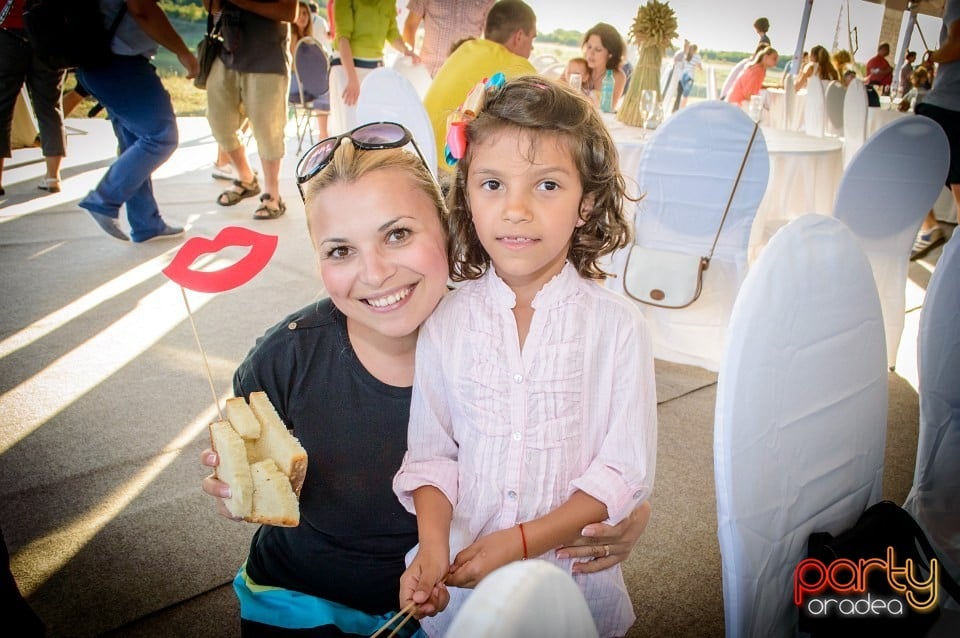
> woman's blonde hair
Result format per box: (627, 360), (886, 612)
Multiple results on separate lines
(303, 143), (446, 236)
(447, 75), (635, 282)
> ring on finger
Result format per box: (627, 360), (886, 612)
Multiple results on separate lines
(603, 544), (610, 558)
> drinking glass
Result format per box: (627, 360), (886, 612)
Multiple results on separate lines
(641, 89), (657, 126)
(748, 94), (764, 122)
(568, 73), (582, 92)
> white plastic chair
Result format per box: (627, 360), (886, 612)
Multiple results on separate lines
(832, 116), (950, 369)
(608, 101), (769, 371)
(803, 78), (826, 137)
(842, 77), (868, 166)
(289, 37), (331, 153)
(824, 80), (845, 134)
(530, 53), (559, 72)
(445, 561), (599, 638)
(903, 235), (960, 591)
(356, 68), (438, 177)
(715, 214), (888, 637)
(389, 55), (432, 99)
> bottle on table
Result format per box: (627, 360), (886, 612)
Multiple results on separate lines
(600, 69), (614, 113)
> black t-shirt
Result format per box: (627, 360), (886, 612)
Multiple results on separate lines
(235, 299), (418, 615)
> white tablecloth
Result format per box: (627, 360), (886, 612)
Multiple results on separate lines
(604, 113), (844, 262)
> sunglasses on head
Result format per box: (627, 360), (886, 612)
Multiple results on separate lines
(295, 122), (432, 201)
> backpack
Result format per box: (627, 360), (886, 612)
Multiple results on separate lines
(22, 0), (127, 71)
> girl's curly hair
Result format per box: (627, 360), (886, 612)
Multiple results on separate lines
(447, 75), (637, 282)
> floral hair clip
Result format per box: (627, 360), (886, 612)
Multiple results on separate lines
(444, 72), (506, 166)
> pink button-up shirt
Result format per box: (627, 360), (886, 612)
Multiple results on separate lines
(394, 263), (657, 637)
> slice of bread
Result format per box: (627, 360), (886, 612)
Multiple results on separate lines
(208, 392), (307, 528)
(208, 420), (253, 519)
(247, 391), (308, 496)
(225, 396), (261, 439)
(249, 459), (301, 527)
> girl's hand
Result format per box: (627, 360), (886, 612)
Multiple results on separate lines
(342, 73), (361, 106)
(447, 527), (522, 588)
(555, 500), (651, 574)
(399, 547), (450, 619)
(199, 448), (243, 522)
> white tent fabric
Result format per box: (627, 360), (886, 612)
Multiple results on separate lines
(832, 116), (950, 369)
(803, 78), (826, 137)
(607, 101), (768, 371)
(842, 77), (869, 167)
(714, 214), (888, 638)
(356, 68), (438, 177)
(903, 235), (960, 593)
(445, 560), (600, 638)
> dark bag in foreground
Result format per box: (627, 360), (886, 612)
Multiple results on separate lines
(798, 500), (960, 637)
(23, 0), (127, 70)
(194, 11), (223, 90)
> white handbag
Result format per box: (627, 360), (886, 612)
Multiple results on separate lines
(623, 122), (760, 309)
(624, 248), (709, 308)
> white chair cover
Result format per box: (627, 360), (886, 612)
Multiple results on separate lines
(705, 64), (717, 100)
(608, 101), (769, 371)
(356, 68), (438, 177)
(832, 116), (950, 368)
(661, 60), (683, 116)
(803, 78), (825, 137)
(782, 73), (797, 130)
(903, 236), (960, 590)
(530, 53), (560, 72)
(824, 80), (845, 134)
(842, 77), (868, 167)
(445, 560), (600, 638)
(389, 55), (432, 99)
(715, 214), (888, 638)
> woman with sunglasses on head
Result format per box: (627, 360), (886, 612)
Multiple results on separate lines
(199, 122), (651, 637)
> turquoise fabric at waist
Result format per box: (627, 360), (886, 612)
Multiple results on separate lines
(233, 564), (423, 637)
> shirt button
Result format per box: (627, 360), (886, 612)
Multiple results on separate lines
(287, 321), (298, 330)
(512, 431), (522, 441)
(513, 374), (523, 383)
(507, 490), (517, 500)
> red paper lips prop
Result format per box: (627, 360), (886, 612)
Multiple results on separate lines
(162, 226), (278, 293)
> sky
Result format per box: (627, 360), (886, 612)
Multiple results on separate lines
(521, 0), (944, 63)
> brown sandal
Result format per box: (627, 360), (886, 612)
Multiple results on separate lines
(253, 194), (286, 220)
(217, 176), (260, 206)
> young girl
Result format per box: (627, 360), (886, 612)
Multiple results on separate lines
(393, 77), (658, 637)
(199, 121), (652, 636)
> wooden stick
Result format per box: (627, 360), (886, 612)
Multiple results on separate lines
(370, 601), (416, 638)
(385, 608), (417, 638)
(180, 286), (223, 422)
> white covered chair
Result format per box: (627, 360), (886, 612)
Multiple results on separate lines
(389, 55), (432, 99)
(803, 78), (825, 137)
(832, 116), (950, 369)
(530, 53), (559, 72)
(842, 77), (869, 166)
(903, 235), (960, 590)
(608, 100), (769, 371)
(782, 72), (797, 130)
(824, 79), (844, 135)
(705, 64), (718, 100)
(445, 560), (599, 638)
(661, 59), (683, 117)
(715, 214), (888, 638)
(356, 68), (438, 177)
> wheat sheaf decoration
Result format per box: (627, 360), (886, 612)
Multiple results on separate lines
(618, 0), (679, 126)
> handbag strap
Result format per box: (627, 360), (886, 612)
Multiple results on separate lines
(705, 121), (761, 262)
(0, 0), (15, 26)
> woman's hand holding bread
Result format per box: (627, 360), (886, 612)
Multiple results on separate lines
(201, 450), (245, 522)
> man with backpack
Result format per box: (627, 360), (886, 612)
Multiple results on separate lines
(76, 0), (198, 243)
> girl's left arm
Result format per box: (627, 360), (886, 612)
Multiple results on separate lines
(448, 491), (609, 588)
